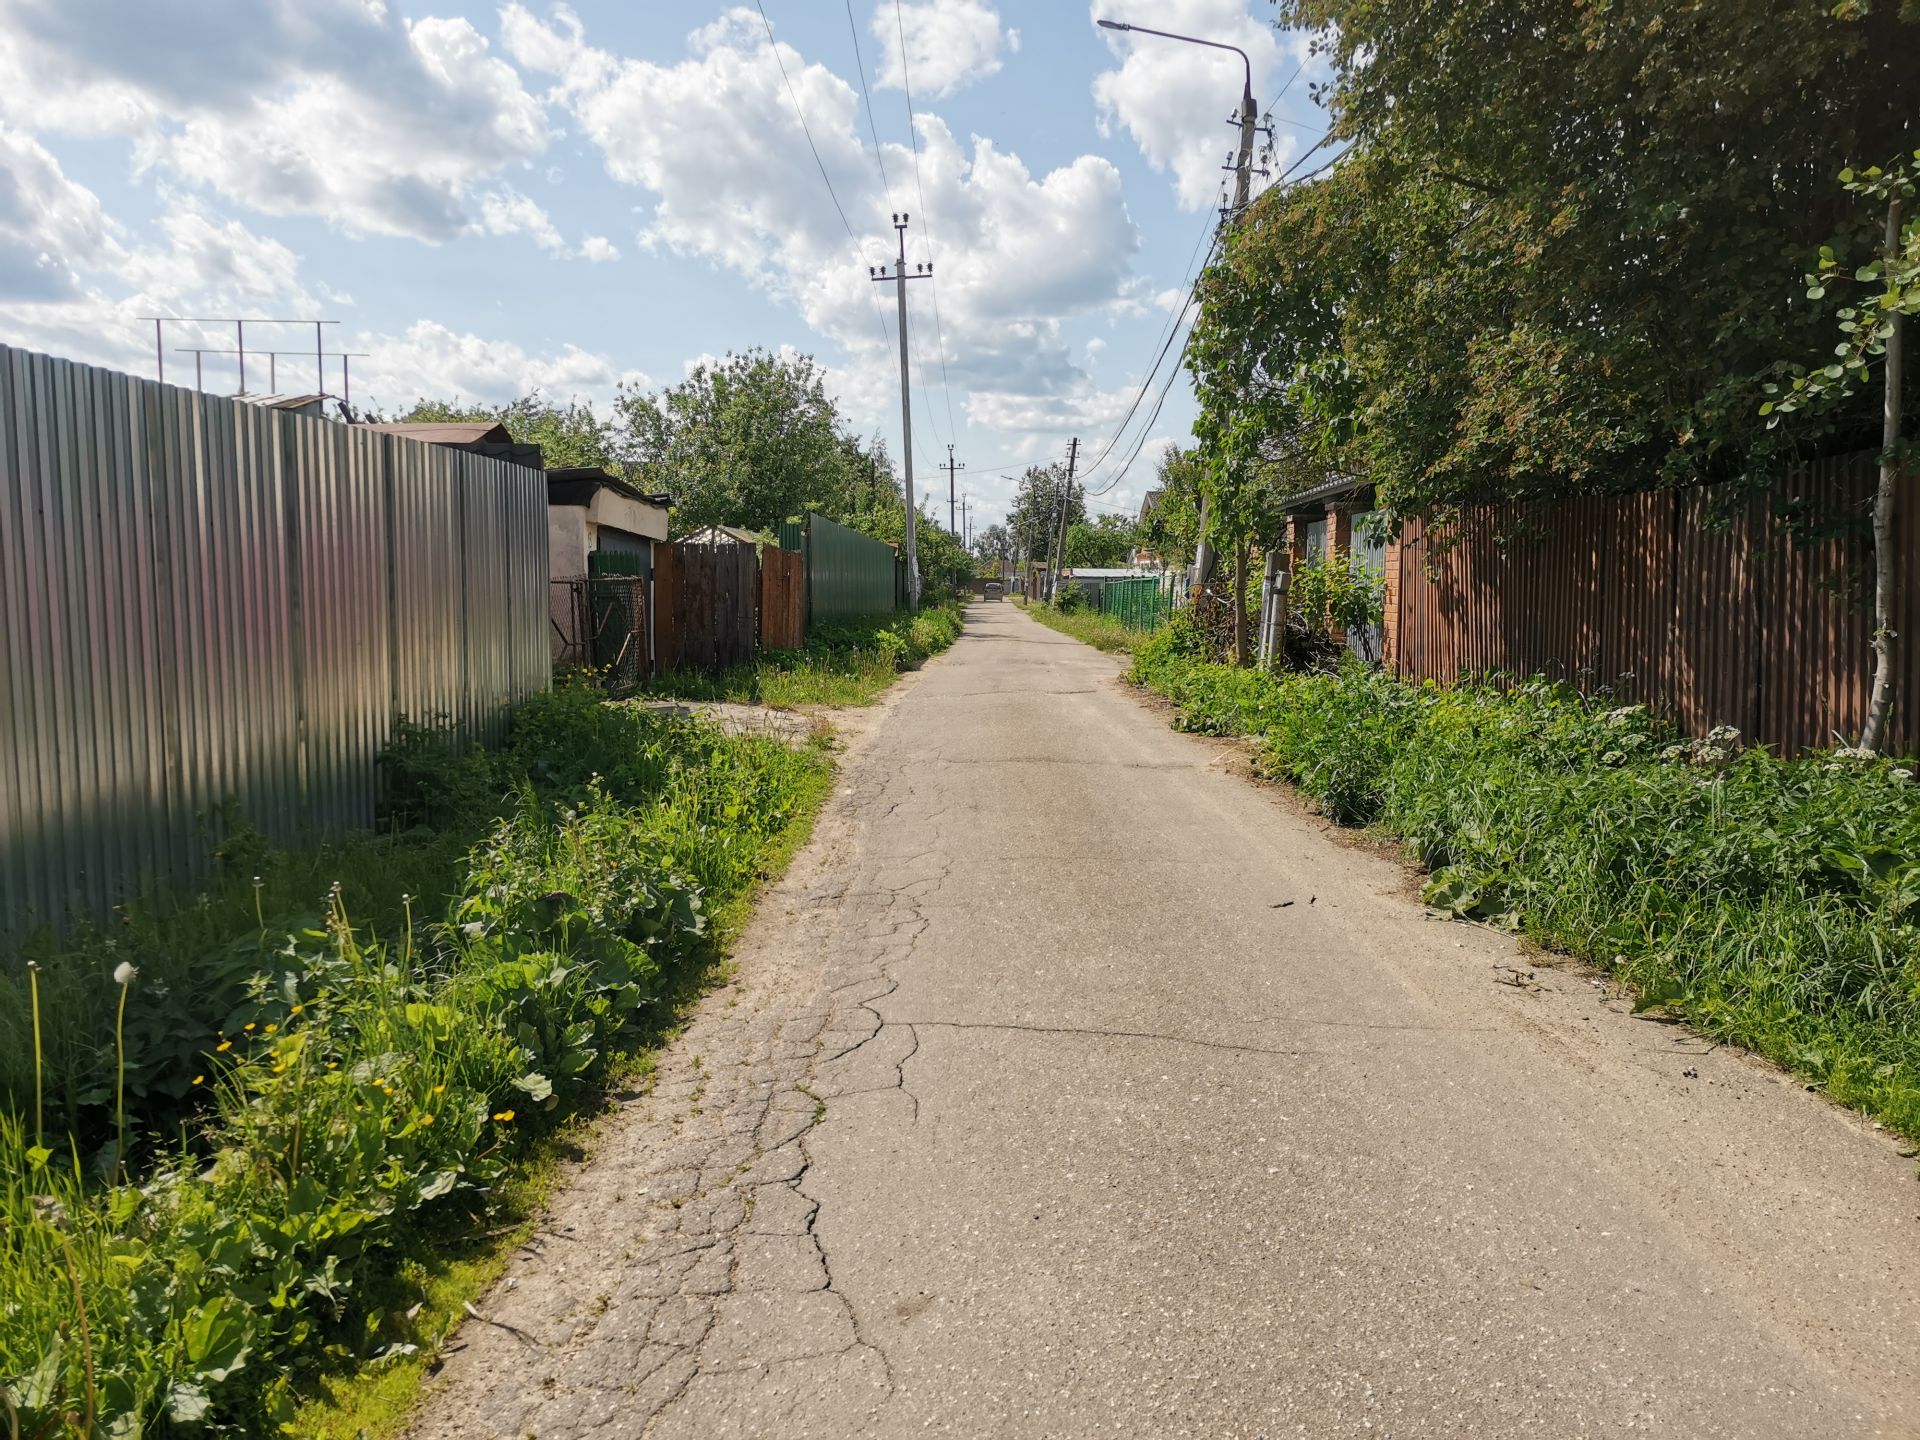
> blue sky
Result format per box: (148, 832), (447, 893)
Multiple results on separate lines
(0, 0), (1325, 531)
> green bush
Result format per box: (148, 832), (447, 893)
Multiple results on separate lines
(646, 603), (963, 708)
(1128, 650), (1920, 1136)
(1, 693), (829, 1436)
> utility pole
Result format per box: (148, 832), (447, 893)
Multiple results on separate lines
(943, 444), (966, 534)
(1096, 20), (1264, 599)
(960, 495), (971, 552)
(1047, 437), (1079, 602)
(870, 214), (931, 608)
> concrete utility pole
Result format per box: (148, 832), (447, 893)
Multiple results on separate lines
(1047, 437), (1080, 602)
(1096, 20), (1263, 598)
(944, 444), (966, 534)
(870, 214), (931, 608)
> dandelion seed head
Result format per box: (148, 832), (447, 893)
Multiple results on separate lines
(112, 961), (138, 986)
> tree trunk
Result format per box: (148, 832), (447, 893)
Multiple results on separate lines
(1863, 197), (1904, 754)
(1232, 542), (1250, 667)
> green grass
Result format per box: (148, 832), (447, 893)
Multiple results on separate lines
(287, 756), (834, 1440)
(1021, 597), (1148, 653)
(1, 686), (833, 1436)
(643, 604), (965, 708)
(1128, 613), (1920, 1141)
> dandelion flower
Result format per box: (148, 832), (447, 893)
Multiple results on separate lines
(290, 1004), (304, 1015)
(113, 961), (138, 986)
(420, 1113), (435, 1126)
(264, 1023), (278, 1034)
(192, 1075), (205, 1086)
(244, 1023), (256, 1032)
(216, 1040), (233, 1053)
(432, 1084), (446, 1095)
(492, 1110), (516, 1123)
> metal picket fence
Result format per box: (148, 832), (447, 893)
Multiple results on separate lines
(1100, 575), (1173, 632)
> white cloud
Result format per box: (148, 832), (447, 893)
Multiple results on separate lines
(0, 124), (118, 302)
(354, 318), (643, 413)
(475, 187), (567, 253)
(0, 0), (552, 241)
(503, 4), (1140, 435)
(577, 234), (620, 263)
(871, 0), (1015, 100)
(1090, 0), (1303, 211)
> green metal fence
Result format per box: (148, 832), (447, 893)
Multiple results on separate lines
(806, 512), (902, 619)
(1101, 576), (1171, 632)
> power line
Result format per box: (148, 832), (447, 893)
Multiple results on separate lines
(755, 0), (897, 360)
(757, 1), (861, 249)
(845, 0), (895, 210)
(892, 0), (960, 449)
(1074, 201), (1223, 489)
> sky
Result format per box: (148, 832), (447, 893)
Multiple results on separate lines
(0, 0), (1327, 534)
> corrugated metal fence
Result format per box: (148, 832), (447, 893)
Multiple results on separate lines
(803, 512), (902, 620)
(1390, 452), (1918, 756)
(0, 343), (549, 938)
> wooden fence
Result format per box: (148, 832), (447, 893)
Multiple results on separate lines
(1388, 452), (1919, 756)
(654, 541), (757, 673)
(760, 546), (804, 650)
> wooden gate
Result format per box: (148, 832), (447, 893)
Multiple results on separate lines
(654, 540), (758, 673)
(760, 546), (805, 650)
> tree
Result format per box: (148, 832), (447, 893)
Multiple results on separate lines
(971, 522), (1016, 569)
(1191, 0), (1920, 517)
(615, 349), (855, 534)
(1063, 515), (1137, 568)
(396, 394), (617, 470)
(1137, 445), (1205, 567)
(1766, 155), (1920, 751)
(1006, 464), (1083, 568)
(853, 501), (973, 597)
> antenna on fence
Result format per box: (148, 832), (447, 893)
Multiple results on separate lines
(142, 317), (339, 398)
(173, 348), (371, 409)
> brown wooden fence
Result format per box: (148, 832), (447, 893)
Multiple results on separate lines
(760, 546), (804, 650)
(654, 540), (757, 673)
(1388, 452), (1919, 756)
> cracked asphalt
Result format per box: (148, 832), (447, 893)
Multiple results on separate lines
(409, 601), (1920, 1439)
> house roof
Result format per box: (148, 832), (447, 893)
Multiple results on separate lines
(680, 522), (764, 546)
(361, 421), (512, 444)
(546, 467), (670, 510)
(1279, 475), (1371, 512)
(1137, 488), (1163, 521)
(354, 420), (543, 469)
(243, 393), (327, 412)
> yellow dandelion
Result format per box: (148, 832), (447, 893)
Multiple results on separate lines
(419, 1113), (435, 1126)
(432, 1084), (446, 1095)
(326, 1061), (338, 1070)
(264, 1023), (278, 1034)
(243, 1022), (256, 1032)
(191, 1075), (205, 1086)
(289, 1004), (304, 1015)
(216, 1040), (233, 1053)
(492, 1109), (516, 1123)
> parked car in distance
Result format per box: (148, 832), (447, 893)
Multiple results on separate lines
(984, 581), (1003, 600)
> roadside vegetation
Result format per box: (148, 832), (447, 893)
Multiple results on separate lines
(1, 686), (832, 1436)
(644, 603), (964, 708)
(1129, 614), (1920, 1140)
(1020, 593), (1140, 654)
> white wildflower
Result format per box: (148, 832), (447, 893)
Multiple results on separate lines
(112, 961), (138, 986)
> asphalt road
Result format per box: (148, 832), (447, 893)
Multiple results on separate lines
(411, 601), (1920, 1439)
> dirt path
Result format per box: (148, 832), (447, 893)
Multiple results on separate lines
(410, 602), (1920, 1439)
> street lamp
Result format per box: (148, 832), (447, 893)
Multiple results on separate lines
(1095, 16), (1262, 595)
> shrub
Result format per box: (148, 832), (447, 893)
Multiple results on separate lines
(1, 694), (830, 1435)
